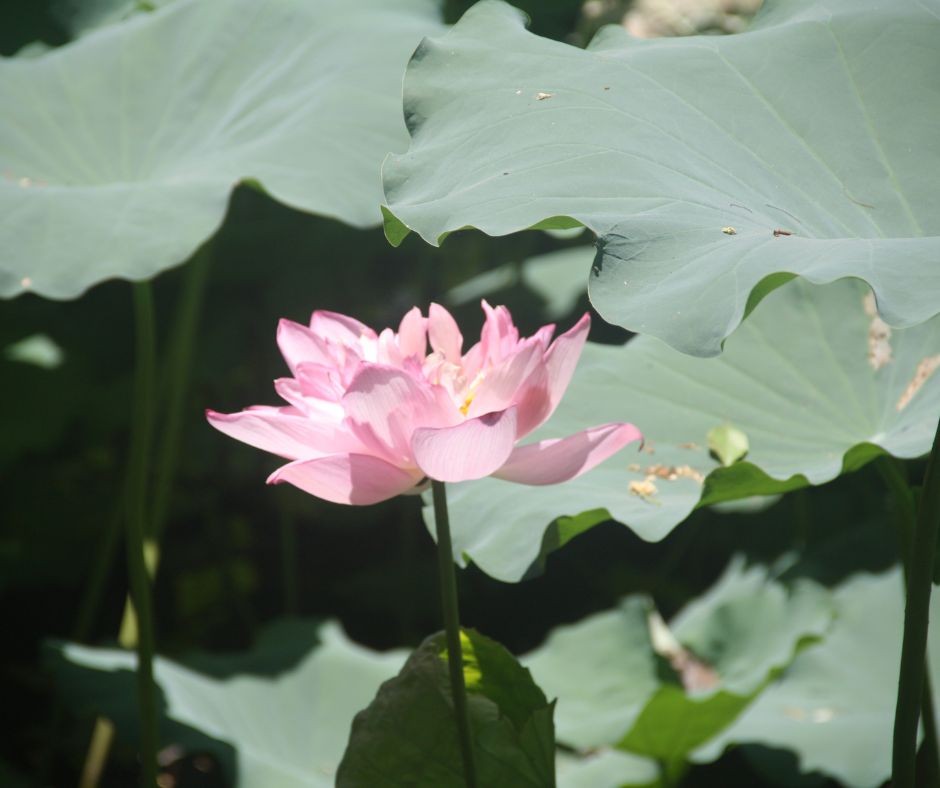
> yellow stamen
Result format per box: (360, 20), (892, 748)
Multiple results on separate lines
(458, 370), (487, 416)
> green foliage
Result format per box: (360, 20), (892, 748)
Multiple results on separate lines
(434, 277), (940, 581)
(0, 0), (443, 298)
(695, 568), (940, 787)
(383, 0), (940, 356)
(706, 424), (749, 468)
(48, 620), (407, 787)
(524, 558), (832, 772)
(555, 749), (658, 788)
(337, 628), (556, 787)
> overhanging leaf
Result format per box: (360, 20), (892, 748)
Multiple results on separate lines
(383, 0), (940, 356)
(1, 0), (443, 298)
(433, 278), (940, 581)
(692, 568), (940, 788)
(336, 628), (556, 788)
(48, 620), (407, 787)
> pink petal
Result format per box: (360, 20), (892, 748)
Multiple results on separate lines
(310, 310), (377, 348)
(493, 422), (642, 485)
(536, 313), (591, 426)
(397, 307), (428, 358)
(465, 336), (547, 419)
(343, 364), (456, 463)
(206, 407), (360, 460)
(294, 362), (343, 401)
(479, 300), (521, 365)
(376, 328), (404, 367)
(277, 319), (331, 373)
(411, 407), (519, 482)
(268, 453), (422, 505)
(428, 303), (463, 362)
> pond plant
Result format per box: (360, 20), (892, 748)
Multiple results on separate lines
(3, 0), (940, 787)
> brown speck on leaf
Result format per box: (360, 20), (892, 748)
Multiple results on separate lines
(628, 477), (659, 502)
(773, 228), (793, 237)
(679, 442), (700, 450)
(896, 354), (940, 411)
(863, 291), (892, 370)
(603, 86), (610, 90)
(646, 464), (704, 483)
(648, 610), (720, 692)
(721, 226), (736, 235)
(535, 91), (554, 100)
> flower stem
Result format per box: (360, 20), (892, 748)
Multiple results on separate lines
(878, 457), (940, 785)
(893, 418), (940, 788)
(431, 480), (478, 788)
(151, 242), (212, 544)
(127, 283), (159, 787)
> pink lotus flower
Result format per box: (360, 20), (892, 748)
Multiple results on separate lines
(207, 302), (641, 504)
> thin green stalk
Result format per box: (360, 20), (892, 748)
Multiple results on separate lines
(431, 480), (478, 788)
(878, 457), (916, 566)
(893, 418), (940, 788)
(78, 253), (211, 786)
(127, 283), (159, 787)
(151, 242), (212, 544)
(878, 456), (940, 785)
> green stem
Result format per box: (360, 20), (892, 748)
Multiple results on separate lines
(431, 480), (478, 788)
(893, 419), (940, 788)
(878, 457), (940, 784)
(127, 283), (159, 788)
(151, 242), (212, 544)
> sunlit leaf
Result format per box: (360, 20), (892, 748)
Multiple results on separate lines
(4, 333), (64, 369)
(383, 0), (940, 356)
(524, 559), (831, 765)
(48, 620), (407, 787)
(556, 749), (657, 788)
(1, 0), (443, 298)
(706, 423), (749, 467)
(434, 278), (940, 581)
(337, 628), (556, 788)
(693, 568), (940, 788)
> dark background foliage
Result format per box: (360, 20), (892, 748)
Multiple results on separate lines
(0, 1), (902, 786)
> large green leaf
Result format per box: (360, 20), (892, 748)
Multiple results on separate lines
(433, 278), (940, 581)
(337, 628), (556, 787)
(383, 0), (940, 356)
(693, 569), (940, 788)
(524, 560), (831, 763)
(1, 0), (443, 298)
(48, 620), (407, 787)
(555, 749), (657, 788)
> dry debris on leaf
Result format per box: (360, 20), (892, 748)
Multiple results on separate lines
(863, 291), (892, 370)
(628, 477), (659, 502)
(896, 355), (940, 411)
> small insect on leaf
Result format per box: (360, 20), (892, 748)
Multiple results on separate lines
(721, 226), (737, 235)
(706, 423), (750, 467)
(773, 228), (793, 237)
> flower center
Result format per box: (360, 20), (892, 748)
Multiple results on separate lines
(459, 370), (487, 416)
